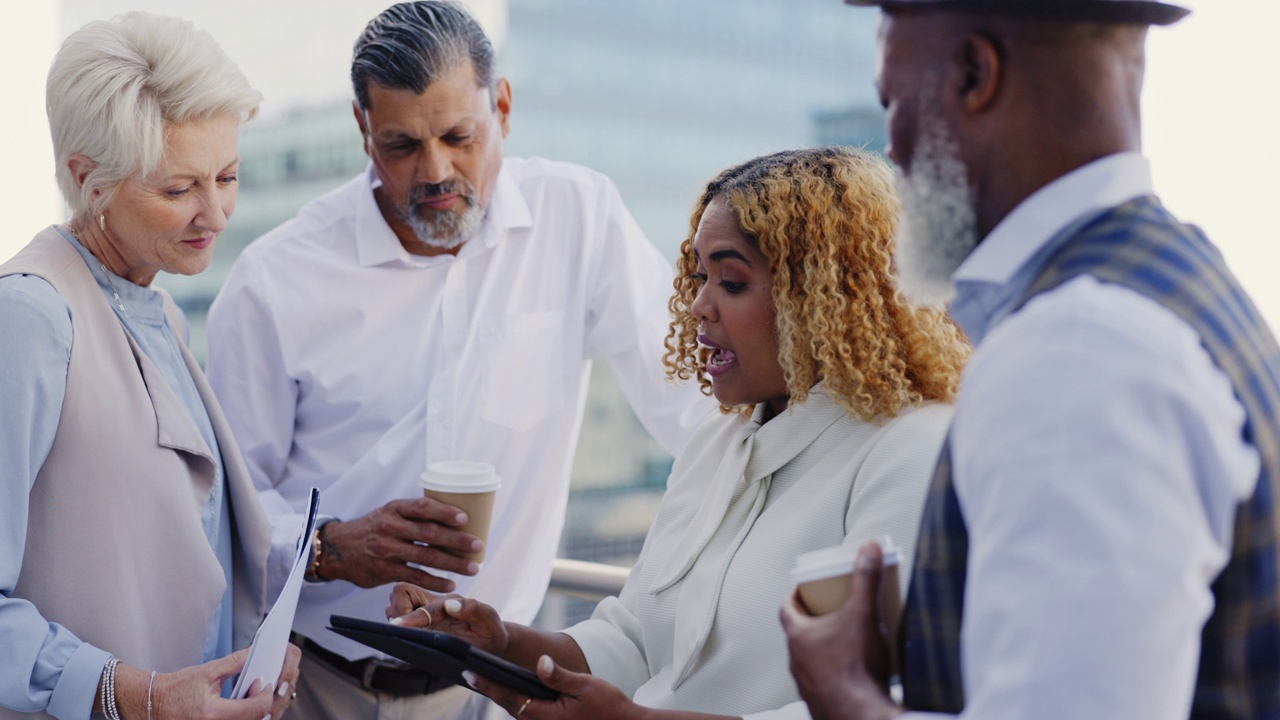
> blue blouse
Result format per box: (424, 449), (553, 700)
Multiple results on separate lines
(0, 230), (234, 718)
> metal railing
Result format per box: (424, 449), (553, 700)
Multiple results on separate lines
(547, 558), (631, 602)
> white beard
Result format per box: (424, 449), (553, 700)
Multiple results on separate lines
(892, 110), (979, 307)
(407, 200), (484, 250)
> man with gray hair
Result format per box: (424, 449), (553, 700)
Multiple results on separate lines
(206, 3), (711, 719)
(781, 0), (1280, 718)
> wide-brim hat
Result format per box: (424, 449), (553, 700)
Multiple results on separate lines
(844, 0), (1190, 26)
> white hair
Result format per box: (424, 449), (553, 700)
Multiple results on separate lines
(46, 12), (261, 222)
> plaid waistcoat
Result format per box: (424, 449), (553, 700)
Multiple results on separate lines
(898, 196), (1280, 717)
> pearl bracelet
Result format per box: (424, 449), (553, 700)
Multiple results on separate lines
(102, 657), (121, 720)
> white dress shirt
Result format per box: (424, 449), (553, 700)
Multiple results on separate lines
(206, 158), (712, 660)
(566, 391), (952, 719)
(906, 153), (1260, 719)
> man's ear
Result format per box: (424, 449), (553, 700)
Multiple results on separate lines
(494, 78), (512, 139)
(352, 100), (372, 155)
(959, 32), (1002, 115)
(67, 154), (96, 191)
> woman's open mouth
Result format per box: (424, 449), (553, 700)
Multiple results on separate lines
(700, 335), (737, 377)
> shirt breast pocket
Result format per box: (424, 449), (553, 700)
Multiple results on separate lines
(476, 310), (568, 432)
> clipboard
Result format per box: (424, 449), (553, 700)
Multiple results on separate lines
(328, 614), (559, 700)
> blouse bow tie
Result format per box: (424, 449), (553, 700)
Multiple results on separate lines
(647, 390), (845, 689)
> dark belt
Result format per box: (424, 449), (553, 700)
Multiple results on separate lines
(294, 633), (455, 697)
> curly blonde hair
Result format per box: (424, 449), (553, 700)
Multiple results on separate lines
(663, 146), (970, 421)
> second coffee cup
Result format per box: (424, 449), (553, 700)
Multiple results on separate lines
(790, 537), (902, 619)
(419, 460), (501, 563)
(791, 544), (858, 616)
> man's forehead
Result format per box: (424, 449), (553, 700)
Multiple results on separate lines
(879, 10), (948, 40)
(877, 13), (951, 66)
(875, 15), (916, 73)
(365, 84), (488, 131)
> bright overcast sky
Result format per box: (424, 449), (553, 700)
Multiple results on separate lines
(2, 0), (1277, 322)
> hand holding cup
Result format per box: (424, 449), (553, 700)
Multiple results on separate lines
(420, 461), (501, 563)
(790, 537), (903, 676)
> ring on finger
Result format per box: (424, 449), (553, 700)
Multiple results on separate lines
(416, 606), (433, 625)
(518, 697), (533, 716)
(291, 692), (297, 701)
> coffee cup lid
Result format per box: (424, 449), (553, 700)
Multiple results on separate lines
(420, 460), (501, 493)
(790, 544), (857, 586)
(790, 536), (901, 585)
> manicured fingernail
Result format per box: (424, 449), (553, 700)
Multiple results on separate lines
(261, 714), (271, 720)
(461, 670), (478, 688)
(465, 561), (480, 574)
(445, 599), (462, 614)
(470, 538), (484, 552)
(390, 616), (404, 625)
(538, 655), (553, 674)
(277, 681), (290, 697)
(456, 512), (468, 524)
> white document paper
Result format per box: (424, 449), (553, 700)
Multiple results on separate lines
(232, 487), (321, 698)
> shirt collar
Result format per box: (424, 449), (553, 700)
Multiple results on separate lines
(947, 152), (1154, 344)
(354, 161), (534, 268)
(57, 226), (167, 324)
(954, 152), (1154, 286)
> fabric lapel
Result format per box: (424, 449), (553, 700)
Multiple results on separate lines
(122, 326), (215, 471)
(159, 290), (273, 640)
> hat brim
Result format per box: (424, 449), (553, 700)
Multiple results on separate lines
(844, 0), (1190, 26)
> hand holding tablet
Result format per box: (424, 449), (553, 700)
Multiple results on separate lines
(328, 615), (559, 700)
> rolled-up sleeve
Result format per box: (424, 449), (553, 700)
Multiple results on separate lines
(0, 274), (110, 719)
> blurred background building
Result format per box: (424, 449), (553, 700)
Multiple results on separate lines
(150, 0), (884, 627)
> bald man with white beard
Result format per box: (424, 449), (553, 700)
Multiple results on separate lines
(780, 1), (1280, 719)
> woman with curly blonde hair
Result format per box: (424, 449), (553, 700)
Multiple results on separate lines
(666, 145), (968, 420)
(385, 146), (968, 720)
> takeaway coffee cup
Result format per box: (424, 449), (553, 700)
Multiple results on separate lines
(790, 537), (903, 631)
(791, 543), (858, 616)
(791, 537), (904, 677)
(419, 461), (501, 563)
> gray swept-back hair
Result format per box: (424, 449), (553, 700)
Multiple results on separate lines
(47, 12), (261, 222)
(352, 1), (496, 111)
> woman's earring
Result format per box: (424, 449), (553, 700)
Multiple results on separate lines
(98, 213), (106, 233)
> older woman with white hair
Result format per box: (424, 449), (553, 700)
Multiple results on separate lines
(0, 12), (299, 720)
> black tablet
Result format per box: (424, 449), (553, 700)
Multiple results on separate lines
(328, 614), (559, 700)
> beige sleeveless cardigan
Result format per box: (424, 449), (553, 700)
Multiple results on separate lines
(0, 227), (271, 718)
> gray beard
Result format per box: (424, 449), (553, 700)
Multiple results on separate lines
(892, 112), (979, 307)
(406, 199), (484, 250)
